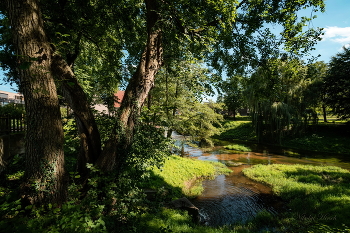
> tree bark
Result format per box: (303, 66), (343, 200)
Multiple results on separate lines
(51, 55), (102, 176)
(5, 0), (66, 205)
(96, 0), (163, 171)
(322, 103), (327, 123)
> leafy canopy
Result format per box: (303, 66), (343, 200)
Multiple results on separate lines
(324, 47), (350, 120)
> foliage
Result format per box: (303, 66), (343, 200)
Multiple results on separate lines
(0, 103), (24, 117)
(214, 120), (255, 141)
(73, 40), (122, 108)
(0, 168), (136, 232)
(138, 208), (256, 233)
(304, 61), (328, 106)
(0, 150), (232, 232)
(224, 144), (251, 152)
(62, 119), (80, 161)
(218, 75), (247, 120)
(207, 0), (325, 75)
(245, 58), (320, 143)
(215, 119), (350, 155)
(0, 117), (173, 232)
(243, 164), (350, 230)
(282, 123), (350, 154)
(124, 121), (173, 181)
(148, 59), (221, 144)
(323, 46), (350, 120)
(174, 100), (223, 145)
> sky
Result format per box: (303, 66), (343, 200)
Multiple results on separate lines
(306, 0), (350, 61)
(1, 0), (350, 93)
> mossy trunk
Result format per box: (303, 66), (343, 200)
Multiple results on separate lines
(5, 0), (67, 205)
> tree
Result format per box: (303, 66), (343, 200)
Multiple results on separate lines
(148, 59), (221, 145)
(305, 61), (328, 122)
(3, 0), (66, 205)
(324, 47), (350, 120)
(245, 58), (319, 143)
(219, 75), (246, 120)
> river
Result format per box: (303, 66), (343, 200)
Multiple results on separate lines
(172, 133), (350, 226)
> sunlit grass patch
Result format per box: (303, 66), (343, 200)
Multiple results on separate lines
(224, 144), (251, 152)
(146, 155), (231, 197)
(243, 164), (350, 228)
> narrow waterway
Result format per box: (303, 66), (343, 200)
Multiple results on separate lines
(172, 133), (350, 226)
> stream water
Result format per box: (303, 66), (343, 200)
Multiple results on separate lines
(172, 133), (350, 226)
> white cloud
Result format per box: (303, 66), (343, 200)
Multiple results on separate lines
(322, 26), (350, 44)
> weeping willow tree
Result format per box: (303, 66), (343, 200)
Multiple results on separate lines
(245, 58), (319, 144)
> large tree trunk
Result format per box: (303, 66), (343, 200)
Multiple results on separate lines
(96, 0), (163, 171)
(5, 0), (66, 205)
(51, 55), (102, 177)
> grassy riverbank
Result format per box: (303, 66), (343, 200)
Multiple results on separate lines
(144, 155), (232, 198)
(136, 155), (250, 233)
(140, 160), (350, 232)
(214, 119), (350, 154)
(243, 164), (350, 232)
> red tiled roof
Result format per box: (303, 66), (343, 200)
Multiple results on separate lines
(114, 91), (125, 108)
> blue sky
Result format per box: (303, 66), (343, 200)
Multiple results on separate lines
(1, 0), (350, 93)
(306, 0), (350, 62)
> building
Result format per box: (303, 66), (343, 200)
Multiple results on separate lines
(0, 89), (126, 114)
(94, 91), (125, 114)
(0, 90), (24, 106)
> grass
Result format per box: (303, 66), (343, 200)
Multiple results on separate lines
(138, 208), (255, 233)
(224, 144), (251, 152)
(214, 119), (350, 154)
(243, 164), (350, 231)
(145, 155), (232, 197)
(282, 124), (350, 154)
(214, 120), (255, 141)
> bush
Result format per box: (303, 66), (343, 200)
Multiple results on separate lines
(0, 103), (25, 117)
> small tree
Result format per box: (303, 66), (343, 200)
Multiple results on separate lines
(219, 75), (246, 120)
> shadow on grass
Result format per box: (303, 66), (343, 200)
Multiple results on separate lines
(273, 166), (350, 227)
(214, 122), (255, 141)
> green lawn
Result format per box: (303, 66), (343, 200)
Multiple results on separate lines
(243, 164), (350, 232)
